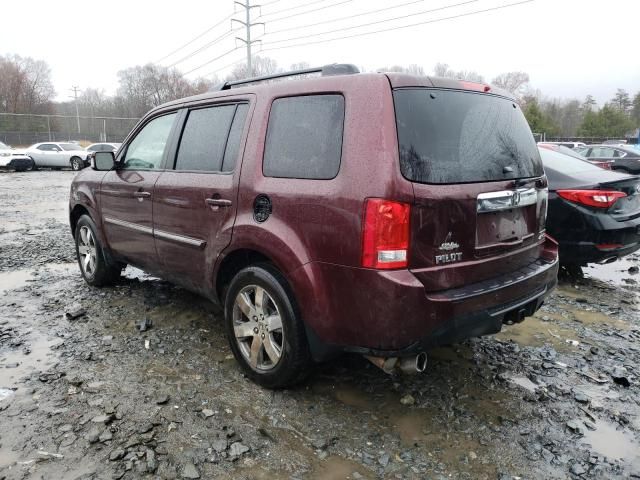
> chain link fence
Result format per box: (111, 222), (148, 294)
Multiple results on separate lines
(0, 113), (140, 147)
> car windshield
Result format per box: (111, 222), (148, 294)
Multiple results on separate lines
(394, 89), (543, 184)
(59, 143), (80, 151)
(539, 147), (605, 175)
(541, 144), (587, 160)
(619, 146), (640, 156)
(0, 142), (8, 149)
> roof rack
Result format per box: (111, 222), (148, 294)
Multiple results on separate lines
(219, 63), (359, 90)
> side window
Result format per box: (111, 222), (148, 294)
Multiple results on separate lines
(263, 95), (345, 179)
(221, 104), (249, 172)
(175, 105), (236, 172)
(123, 113), (176, 170)
(39, 144), (55, 151)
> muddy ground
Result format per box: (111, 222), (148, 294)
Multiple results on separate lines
(0, 170), (639, 480)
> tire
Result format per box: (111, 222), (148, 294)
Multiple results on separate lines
(74, 214), (123, 286)
(30, 158), (38, 171)
(71, 157), (83, 171)
(224, 264), (312, 389)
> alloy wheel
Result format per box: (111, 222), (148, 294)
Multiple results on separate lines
(77, 226), (97, 277)
(232, 285), (284, 371)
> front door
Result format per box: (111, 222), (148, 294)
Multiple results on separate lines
(100, 112), (177, 269)
(153, 103), (249, 293)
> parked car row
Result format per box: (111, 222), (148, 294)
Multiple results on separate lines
(0, 141), (122, 172)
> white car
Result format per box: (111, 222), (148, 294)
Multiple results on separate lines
(0, 141), (33, 172)
(85, 142), (121, 153)
(24, 142), (90, 171)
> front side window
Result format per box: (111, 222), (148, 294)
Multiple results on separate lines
(175, 105), (237, 172)
(263, 95), (345, 179)
(123, 113), (176, 170)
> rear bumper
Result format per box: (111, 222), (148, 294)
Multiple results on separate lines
(0, 157), (31, 170)
(556, 222), (640, 265)
(291, 239), (559, 359)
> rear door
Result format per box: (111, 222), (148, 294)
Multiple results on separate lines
(100, 112), (178, 269)
(153, 101), (250, 293)
(393, 87), (547, 290)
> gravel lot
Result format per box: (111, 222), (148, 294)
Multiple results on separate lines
(1, 170), (639, 480)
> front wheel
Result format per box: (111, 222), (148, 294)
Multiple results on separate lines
(71, 157), (83, 171)
(74, 215), (123, 286)
(224, 264), (312, 389)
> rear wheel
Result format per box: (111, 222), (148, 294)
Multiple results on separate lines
(74, 215), (123, 286)
(224, 264), (312, 389)
(71, 156), (83, 171)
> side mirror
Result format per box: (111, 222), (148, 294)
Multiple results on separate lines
(92, 151), (115, 171)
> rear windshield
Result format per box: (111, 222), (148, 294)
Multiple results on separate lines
(59, 143), (79, 151)
(394, 89), (543, 184)
(539, 147), (607, 175)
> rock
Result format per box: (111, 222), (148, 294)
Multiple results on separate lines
(202, 409), (215, 419)
(102, 335), (113, 346)
(155, 394), (170, 405)
(99, 430), (113, 442)
(311, 438), (328, 450)
(611, 367), (631, 387)
(628, 265), (639, 275)
(86, 427), (102, 443)
(211, 439), (227, 453)
(575, 297), (588, 304)
(181, 462), (200, 479)
(400, 394), (415, 406)
(146, 450), (157, 473)
(137, 317), (152, 332)
(566, 420), (583, 435)
(573, 392), (589, 404)
(229, 442), (250, 457)
(570, 463), (586, 476)
(65, 305), (86, 320)
(378, 453), (390, 467)
(352, 473), (364, 480)
(137, 422), (154, 434)
(67, 376), (83, 387)
(59, 434), (76, 447)
(91, 414), (113, 424)
(109, 449), (125, 461)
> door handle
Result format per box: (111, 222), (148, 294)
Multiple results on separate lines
(133, 191), (151, 198)
(205, 198), (232, 207)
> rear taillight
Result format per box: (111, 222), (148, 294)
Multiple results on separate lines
(361, 199), (410, 269)
(557, 189), (626, 208)
(459, 80), (491, 92)
(594, 161), (612, 170)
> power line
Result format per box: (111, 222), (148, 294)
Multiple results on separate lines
(203, 56), (248, 78)
(166, 28), (238, 68)
(183, 47), (239, 76)
(260, 0), (353, 23)
(155, 12), (234, 64)
(264, 0), (480, 45)
(257, 0), (338, 18)
(261, 0), (533, 51)
(264, 0), (426, 35)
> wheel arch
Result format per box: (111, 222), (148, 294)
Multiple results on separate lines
(214, 248), (273, 302)
(70, 204), (91, 238)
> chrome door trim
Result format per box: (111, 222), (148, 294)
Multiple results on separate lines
(477, 188), (538, 213)
(154, 228), (206, 248)
(104, 216), (153, 235)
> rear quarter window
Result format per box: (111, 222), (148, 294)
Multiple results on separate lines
(394, 89), (543, 184)
(263, 94), (344, 180)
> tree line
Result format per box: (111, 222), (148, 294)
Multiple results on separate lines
(1, 53), (638, 140)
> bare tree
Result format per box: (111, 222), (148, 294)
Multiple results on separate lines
(225, 56), (280, 82)
(433, 63), (484, 82)
(491, 71), (530, 99)
(0, 54), (55, 114)
(378, 64), (425, 75)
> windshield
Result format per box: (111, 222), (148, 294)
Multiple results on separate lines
(394, 89), (542, 184)
(0, 142), (8, 149)
(539, 147), (605, 175)
(59, 143), (80, 151)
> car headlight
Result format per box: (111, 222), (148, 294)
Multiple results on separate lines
(0, 153), (11, 157)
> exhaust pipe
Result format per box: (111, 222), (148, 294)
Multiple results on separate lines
(365, 352), (427, 375)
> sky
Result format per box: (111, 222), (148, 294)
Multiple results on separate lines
(1, 0), (639, 106)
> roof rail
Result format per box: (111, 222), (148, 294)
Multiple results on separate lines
(219, 63), (359, 90)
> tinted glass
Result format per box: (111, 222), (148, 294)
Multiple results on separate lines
(123, 113), (176, 170)
(87, 145), (99, 151)
(592, 147), (615, 158)
(59, 143), (79, 151)
(263, 95), (344, 179)
(222, 104), (249, 172)
(539, 148), (604, 175)
(38, 144), (54, 151)
(394, 89), (543, 184)
(176, 105), (236, 171)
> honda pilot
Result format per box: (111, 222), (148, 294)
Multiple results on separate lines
(69, 64), (559, 388)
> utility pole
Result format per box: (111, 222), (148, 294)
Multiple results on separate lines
(70, 86), (81, 135)
(233, 0), (263, 77)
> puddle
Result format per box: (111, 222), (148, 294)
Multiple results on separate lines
(0, 269), (34, 294)
(494, 316), (578, 351)
(584, 256), (640, 289)
(581, 418), (640, 464)
(570, 308), (630, 330)
(0, 334), (61, 388)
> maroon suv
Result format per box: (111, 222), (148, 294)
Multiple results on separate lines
(69, 64), (559, 388)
